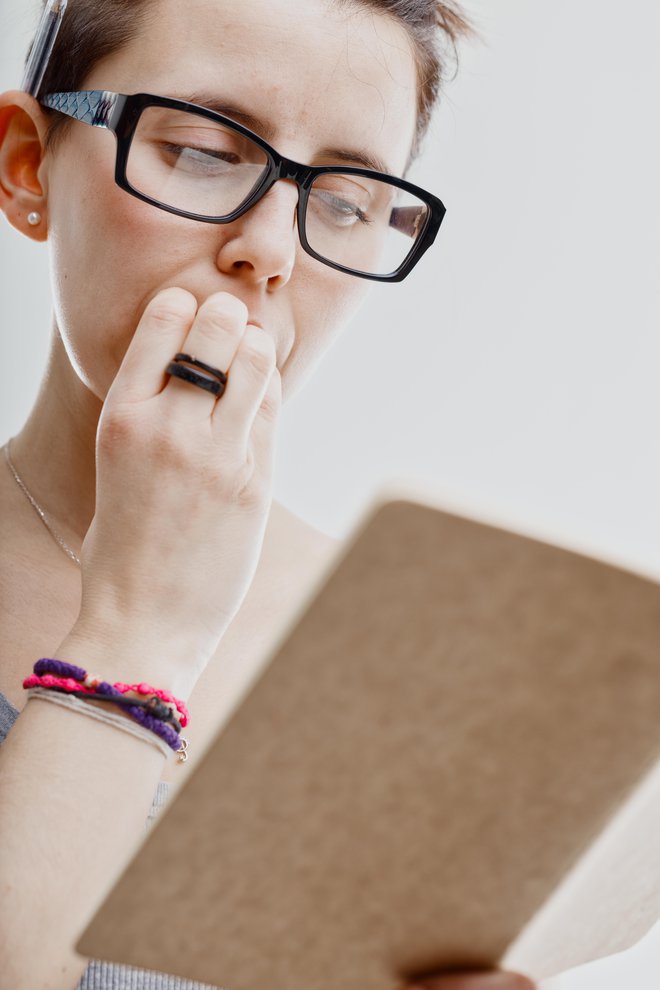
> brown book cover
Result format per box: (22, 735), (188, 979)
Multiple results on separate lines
(76, 496), (660, 990)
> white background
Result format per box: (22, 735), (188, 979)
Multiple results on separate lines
(2, 0), (660, 986)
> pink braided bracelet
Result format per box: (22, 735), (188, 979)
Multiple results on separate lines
(23, 673), (98, 694)
(113, 682), (189, 727)
(23, 667), (189, 727)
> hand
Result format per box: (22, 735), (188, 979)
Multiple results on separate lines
(76, 288), (281, 683)
(403, 971), (536, 990)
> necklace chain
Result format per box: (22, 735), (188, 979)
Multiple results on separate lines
(2, 439), (82, 567)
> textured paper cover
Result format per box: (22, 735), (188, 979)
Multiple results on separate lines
(77, 499), (660, 989)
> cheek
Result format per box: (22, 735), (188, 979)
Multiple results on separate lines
(282, 262), (371, 399)
(46, 140), (205, 397)
(49, 203), (156, 397)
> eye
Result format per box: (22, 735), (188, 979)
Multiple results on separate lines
(161, 143), (241, 170)
(310, 188), (373, 227)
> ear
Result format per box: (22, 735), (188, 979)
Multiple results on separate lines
(0, 90), (53, 243)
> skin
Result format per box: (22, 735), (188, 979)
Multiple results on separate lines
(0, 0), (535, 987)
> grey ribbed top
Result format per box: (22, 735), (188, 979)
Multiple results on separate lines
(0, 691), (223, 990)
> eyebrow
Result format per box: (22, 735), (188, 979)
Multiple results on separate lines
(173, 92), (393, 176)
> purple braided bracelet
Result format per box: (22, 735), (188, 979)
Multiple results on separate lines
(33, 658), (184, 753)
(35, 657), (87, 680)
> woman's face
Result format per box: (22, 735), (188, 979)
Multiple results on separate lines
(43, 0), (418, 403)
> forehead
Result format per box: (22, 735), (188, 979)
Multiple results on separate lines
(87, 0), (418, 174)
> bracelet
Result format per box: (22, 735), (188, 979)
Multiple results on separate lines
(24, 676), (184, 753)
(113, 682), (189, 727)
(33, 660), (189, 726)
(25, 686), (175, 760)
(82, 691), (182, 732)
(24, 660), (189, 760)
(23, 675), (183, 732)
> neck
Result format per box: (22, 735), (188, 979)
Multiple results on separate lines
(6, 326), (102, 551)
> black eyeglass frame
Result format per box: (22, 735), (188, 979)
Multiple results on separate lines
(41, 90), (447, 283)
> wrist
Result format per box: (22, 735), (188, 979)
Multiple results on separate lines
(53, 618), (205, 701)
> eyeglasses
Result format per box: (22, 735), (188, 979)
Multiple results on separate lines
(41, 91), (447, 282)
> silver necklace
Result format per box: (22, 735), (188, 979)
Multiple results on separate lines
(3, 438), (81, 567)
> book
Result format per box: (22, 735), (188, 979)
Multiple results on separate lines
(76, 495), (660, 990)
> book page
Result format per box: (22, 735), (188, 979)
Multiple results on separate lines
(505, 755), (660, 978)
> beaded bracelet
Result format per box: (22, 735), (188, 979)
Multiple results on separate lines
(113, 681), (189, 727)
(24, 678), (183, 733)
(32, 659), (190, 726)
(23, 660), (189, 758)
(23, 673), (183, 731)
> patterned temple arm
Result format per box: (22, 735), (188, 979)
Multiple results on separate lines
(41, 91), (119, 128)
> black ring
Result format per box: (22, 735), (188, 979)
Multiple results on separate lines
(173, 353), (228, 385)
(165, 362), (226, 398)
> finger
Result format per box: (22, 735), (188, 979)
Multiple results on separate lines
(247, 365), (282, 489)
(405, 972), (536, 990)
(108, 288), (198, 404)
(161, 292), (248, 419)
(212, 324), (278, 455)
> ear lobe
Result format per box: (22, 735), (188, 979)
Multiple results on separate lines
(0, 91), (51, 243)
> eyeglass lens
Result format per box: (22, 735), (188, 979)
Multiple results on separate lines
(126, 106), (430, 277)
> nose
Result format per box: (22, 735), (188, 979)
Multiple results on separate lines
(215, 179), (299, 289)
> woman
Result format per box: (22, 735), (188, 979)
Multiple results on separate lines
(0, 1), (535, 988)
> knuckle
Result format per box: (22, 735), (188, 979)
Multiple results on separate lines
(193, 316), (231, 351)
(209, 447), (263, 504)
(237, 475), (268, 509)
(127, 410), (188, 470)
(258, 384), (281, 422)
(150, 425), (182, 462)
(211, 440), (243, 478)
(194, 309), (247, 352)
(267, 366), (282, 396)
(98, 406), (137, 450)
(243, 330), (276, 375)
(146, 288), (197, 328)
(248, 348), (275, 377)
(199, 292), (249, 330)
(214, 459), (252, 501)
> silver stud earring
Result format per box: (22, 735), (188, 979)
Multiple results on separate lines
(27, 212), (42, 227)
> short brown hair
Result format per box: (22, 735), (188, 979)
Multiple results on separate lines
(33, 0), (472, 158)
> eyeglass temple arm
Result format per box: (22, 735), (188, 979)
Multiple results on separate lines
(40, 91), (120, 129)
(22, 0), (68, 97)
(389, 205), (428, 238)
